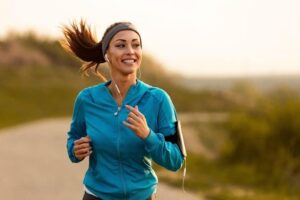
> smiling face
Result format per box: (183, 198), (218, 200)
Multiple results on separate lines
(106, 30), (142, 77)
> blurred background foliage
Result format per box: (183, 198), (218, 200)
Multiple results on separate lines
(1, 32), (300, 199)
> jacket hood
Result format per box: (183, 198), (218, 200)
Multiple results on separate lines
(88, 79), (151, 108)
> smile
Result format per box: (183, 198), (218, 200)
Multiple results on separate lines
(122, 59), (136, 64)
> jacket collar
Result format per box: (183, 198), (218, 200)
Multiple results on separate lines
(90, 79), (151, 106)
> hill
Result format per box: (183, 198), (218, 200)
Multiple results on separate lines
(181, 75), (300, 92)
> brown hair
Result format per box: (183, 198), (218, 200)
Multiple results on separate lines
(60, 19), (124, 80)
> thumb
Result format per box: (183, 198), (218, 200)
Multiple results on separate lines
(86, 135), (91, 141)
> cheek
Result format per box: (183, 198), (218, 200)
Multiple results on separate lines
(137, 51), (142, 60)
(137, 57), (142, 65)
(111, 54), (122, 63)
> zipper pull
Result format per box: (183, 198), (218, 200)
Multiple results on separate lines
(114, 106), (121, 116)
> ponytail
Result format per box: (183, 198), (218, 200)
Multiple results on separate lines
(60, 19), (106, 80)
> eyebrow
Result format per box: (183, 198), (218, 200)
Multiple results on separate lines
(114, 39), (139, 42)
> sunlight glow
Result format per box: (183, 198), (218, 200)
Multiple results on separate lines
(1, 0), (300, 77)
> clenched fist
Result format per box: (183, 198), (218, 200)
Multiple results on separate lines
(73, 136), (92, 161)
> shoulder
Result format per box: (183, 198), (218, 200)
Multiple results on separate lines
(147, 86), (172, 103)
(76, 82), (105, 101)
(76, 84), (101, 102)
(136, 80), (172, 102)
(76, 87), (90, 101)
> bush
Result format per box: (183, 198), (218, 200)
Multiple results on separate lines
(222, 87), (300, 186)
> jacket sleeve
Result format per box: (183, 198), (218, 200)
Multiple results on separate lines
(144, 90), (184, 171)
(66, 90), (87, 163)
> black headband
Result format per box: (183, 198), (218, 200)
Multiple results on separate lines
(101, 23), (142, 57)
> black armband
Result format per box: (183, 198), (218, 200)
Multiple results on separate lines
(164, 121), (187, 158)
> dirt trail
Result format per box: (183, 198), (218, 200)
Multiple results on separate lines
(0, 118), (202, 200)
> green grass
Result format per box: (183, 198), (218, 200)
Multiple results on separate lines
(0, 65), (99, 129)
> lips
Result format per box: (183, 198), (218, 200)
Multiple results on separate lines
(122, 59), (136, 64)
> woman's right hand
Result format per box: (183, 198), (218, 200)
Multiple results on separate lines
(73, 136), (92, 160)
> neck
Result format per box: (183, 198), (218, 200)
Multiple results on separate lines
(108, 73), (137, 105)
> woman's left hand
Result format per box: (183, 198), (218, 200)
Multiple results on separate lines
(123, 105), (150, 140)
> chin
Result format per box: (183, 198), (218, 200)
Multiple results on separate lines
(122, 70), (136, 76)
(120, 65), (139, 74)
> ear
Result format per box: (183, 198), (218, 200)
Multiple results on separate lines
(105, 54), (110, 63)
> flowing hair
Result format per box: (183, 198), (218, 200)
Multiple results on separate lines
(60, 19), (105, 80)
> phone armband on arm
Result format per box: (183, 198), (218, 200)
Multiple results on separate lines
(164, 120), (187, 158)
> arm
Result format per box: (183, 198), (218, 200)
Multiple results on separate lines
(143, 91), (183, 171)
(123, 91), (183, 171)
(66, 90), (87, 163)
(123, 90), (184, 171)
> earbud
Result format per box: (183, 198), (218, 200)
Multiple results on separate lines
(105, 54), (110, 63)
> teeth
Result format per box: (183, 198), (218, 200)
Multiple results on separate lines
(123, 59), (135, 64)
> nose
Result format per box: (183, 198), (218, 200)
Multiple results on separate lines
(126, 46), (134, 54)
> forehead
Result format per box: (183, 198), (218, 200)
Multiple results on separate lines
(111, 30), (140, 42)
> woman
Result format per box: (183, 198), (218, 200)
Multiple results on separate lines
(61, 20), (184, 200)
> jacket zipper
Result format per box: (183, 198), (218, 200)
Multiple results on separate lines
(105, 84), (132, 199)
(115, 105), (127, 199)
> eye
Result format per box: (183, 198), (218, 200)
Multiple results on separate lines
(133, 43), (140, 48)
(116, 44), (125, 48)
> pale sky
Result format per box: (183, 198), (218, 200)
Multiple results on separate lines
(1, 0), (300, 77)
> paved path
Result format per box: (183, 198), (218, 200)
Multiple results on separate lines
(0, 118), (201, 200)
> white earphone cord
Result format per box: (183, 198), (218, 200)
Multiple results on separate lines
(106, 56), (123, 116)
(182, 158), (187, 193)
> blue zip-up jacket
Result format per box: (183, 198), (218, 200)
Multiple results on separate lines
(67, 79), (184, 200)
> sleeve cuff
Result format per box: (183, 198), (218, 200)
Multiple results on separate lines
(144, 129), (161, 152)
